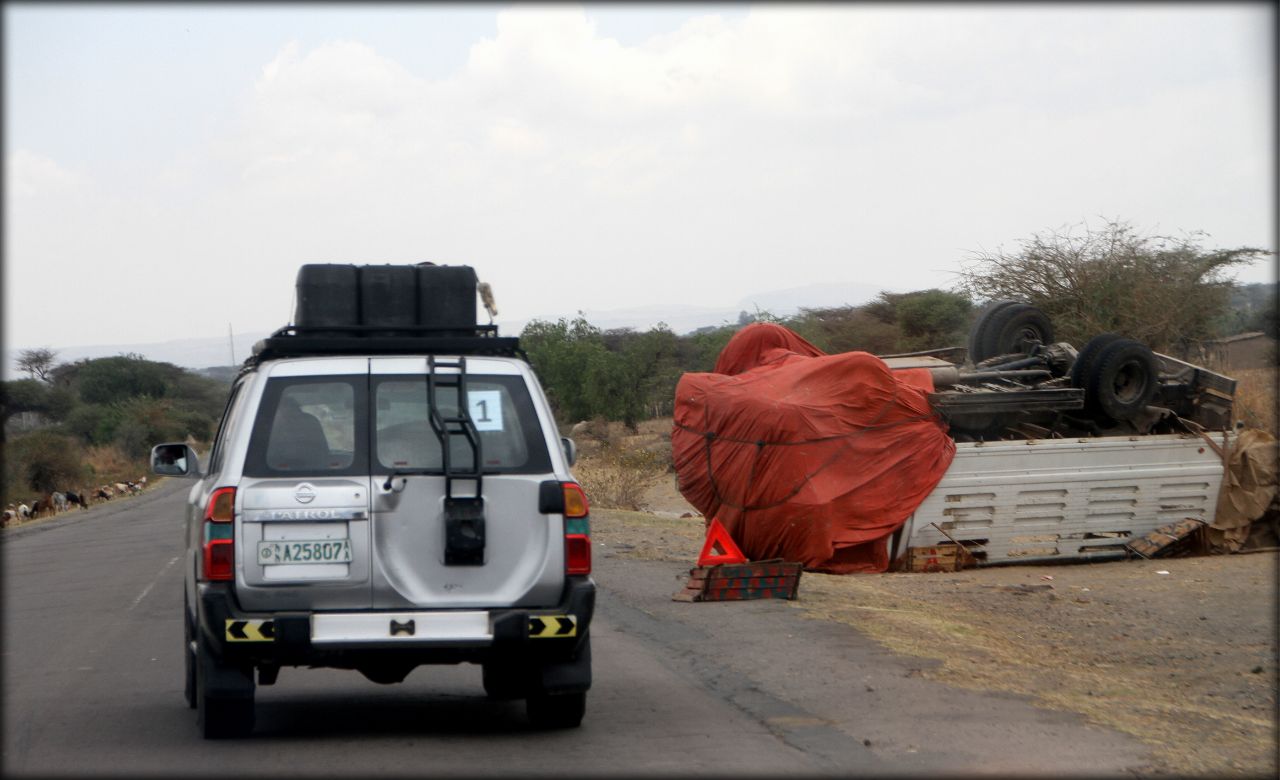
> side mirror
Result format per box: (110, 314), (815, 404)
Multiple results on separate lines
(560, 436), (577, 467)
(151, 443), (200, 477)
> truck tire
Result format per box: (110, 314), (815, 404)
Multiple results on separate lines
(973, 303), (1053, 362)
(1069, 333), (1125, 393)
(196, 631), (255, 739)
(1085, 338), (1159, 422)
(966, 299), (1022, 364)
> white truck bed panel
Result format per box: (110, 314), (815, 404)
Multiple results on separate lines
(899, 433), (1230, 565)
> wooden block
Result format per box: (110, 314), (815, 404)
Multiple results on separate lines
(673, 560), (803, 602)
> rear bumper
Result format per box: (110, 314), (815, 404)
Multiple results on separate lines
(197, 576), (595, 670)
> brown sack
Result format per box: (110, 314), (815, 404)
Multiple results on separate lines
(1207, 428), (1279, 552)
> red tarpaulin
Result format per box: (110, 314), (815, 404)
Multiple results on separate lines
(672, 323), (956, 573)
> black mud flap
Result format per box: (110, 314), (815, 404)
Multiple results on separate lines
(445, 497), (485, 565)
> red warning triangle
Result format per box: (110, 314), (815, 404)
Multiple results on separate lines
(698, 518), (747, 566)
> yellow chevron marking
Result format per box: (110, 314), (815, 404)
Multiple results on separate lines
(225, 619), (275, 642)
(528, 614), (577, 638)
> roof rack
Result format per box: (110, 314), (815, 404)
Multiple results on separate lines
(247, 324), (524, 365)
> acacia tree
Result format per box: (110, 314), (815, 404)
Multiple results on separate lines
(956, 220), (1271, 351)
(15, 348), (57, 382)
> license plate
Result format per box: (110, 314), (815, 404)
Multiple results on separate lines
(258, 539), (352, 565)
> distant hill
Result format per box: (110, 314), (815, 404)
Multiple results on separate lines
(2, 331), (271, 378)
(4, 281), (893, 373)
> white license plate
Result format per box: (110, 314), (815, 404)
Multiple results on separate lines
(258, 539), (352, 565)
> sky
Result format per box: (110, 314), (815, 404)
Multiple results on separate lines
(4, 3), (1276, 354)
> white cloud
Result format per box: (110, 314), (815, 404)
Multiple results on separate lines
(4, 5), (1274, 350)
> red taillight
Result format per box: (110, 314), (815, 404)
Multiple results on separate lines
(565, 535), (591, 575)
(203, 538), (234, 581)
(562, 482), (590, 575)
(200, 487), (236, 582)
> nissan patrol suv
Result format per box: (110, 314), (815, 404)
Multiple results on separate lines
(152, 264), (593, 738)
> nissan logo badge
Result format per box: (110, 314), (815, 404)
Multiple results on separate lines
(294, 483), (317, 504)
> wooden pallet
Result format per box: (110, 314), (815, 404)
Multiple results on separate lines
(904, 543), (975, 572)
(672, 559), (803, 602)
(1125, 517), (1207, 559)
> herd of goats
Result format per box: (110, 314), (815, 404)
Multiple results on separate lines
(3, 477), (149, 527)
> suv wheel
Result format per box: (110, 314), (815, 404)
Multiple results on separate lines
(482, 661), (530, 701)
(526, 691), (586, 729)
(183, 596), (196, 710)
(196, 631), (255, 739)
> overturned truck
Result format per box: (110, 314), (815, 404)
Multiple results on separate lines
(672, 302), (1238, 572)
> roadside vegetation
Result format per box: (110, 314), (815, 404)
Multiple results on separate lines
(2, 352), (228, 507)
(523, 219), (1274, 435)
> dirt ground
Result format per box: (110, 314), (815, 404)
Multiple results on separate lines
(585, 435), (1278, 777)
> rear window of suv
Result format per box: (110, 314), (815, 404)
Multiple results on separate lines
(245, 376), (369, 478)
(243, 373), (550, 478)
(372, 375), (551, 474)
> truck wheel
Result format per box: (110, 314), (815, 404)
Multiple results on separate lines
(526, 691), (586, 729)
(966, 299), (1022, 364)
(1085, 339), (1159, 422)
(973, 303), (1053, 362)
(1069, 333), (1124, 394)
(184, 597), (197, 710)
(196, 632), (255, 739)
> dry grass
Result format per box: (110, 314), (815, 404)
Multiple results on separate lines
(1230, 366), (1277, 435)
(84, 445), (147, 488)
(575, 447), (666, 510)
(569, 417), (674, 511)
(795, 571), (1275, 777)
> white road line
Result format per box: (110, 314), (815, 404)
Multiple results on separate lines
(129, 555), (180, 611)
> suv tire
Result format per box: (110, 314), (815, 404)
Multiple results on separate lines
(196, 632), (255, 739)
(482, 660), (530, 701)
(183, 596), (197, 710)
(526, 691), (586, 729)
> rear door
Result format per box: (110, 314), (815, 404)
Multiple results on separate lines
(235, 359), (374, 611)
(368, 357), (563, 609)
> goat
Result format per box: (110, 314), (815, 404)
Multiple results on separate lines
(53, 492), (69, 513)
(95, 486), (113, 501)
(30, 495), (55, 518)
(17, 503), (30, 520)
(66, 490), (88, 509)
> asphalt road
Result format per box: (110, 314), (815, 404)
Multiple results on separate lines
(2, 480), (1151, 776)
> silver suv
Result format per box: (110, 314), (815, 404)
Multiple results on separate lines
(152, 264), (594, 738)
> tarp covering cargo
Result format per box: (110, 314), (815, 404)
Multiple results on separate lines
(672, 323), (957, 573)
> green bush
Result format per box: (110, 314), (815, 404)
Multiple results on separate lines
(62, 403), (124, 446)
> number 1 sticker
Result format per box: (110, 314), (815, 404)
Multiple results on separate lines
(468, 390), (503, 431)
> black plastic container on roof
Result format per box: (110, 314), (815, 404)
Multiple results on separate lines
(249, 263), (517, 366)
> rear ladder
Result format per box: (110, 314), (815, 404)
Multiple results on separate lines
(427, 355), (486, 565)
